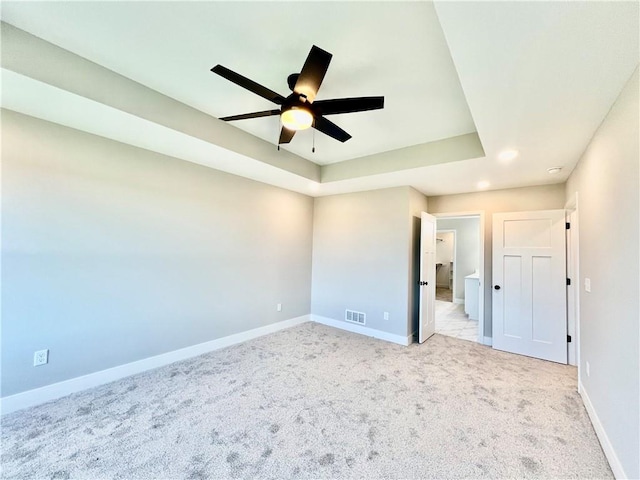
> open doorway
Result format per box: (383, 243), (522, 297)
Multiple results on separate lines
(434, 214), (483, 343)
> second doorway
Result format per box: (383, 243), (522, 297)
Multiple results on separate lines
(434, 215), (482, 343)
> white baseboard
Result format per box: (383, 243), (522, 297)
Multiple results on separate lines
(453, 298), (464, 305)
(1, 315), (310, 416)
(483, 336), (492, 346)
(579, 380), (626, 479)
(311, 314), (411, 346)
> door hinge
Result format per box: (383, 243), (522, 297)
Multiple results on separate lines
(566, 222), (571, 229)
(566, 278), (571, 286)
(567, 335), (572, 343)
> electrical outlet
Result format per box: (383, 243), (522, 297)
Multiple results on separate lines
(383, 311), (389, 321)
(34, 349), (49, 367)
(586, 361), (590, 377)
(277, 303), (282, 312)
(584, 278), (591, 292)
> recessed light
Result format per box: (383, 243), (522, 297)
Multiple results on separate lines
(498, 149), (519, 161)
(477, 181), (490, 189)
(547, 167), (563, 174)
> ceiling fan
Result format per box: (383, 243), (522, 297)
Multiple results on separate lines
(211, 45), (384, 146)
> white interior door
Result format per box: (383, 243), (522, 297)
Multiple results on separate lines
(492, 210), (567, 363)
(419, 212), (436, 343)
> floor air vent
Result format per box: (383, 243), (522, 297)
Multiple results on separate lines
(345, 309), (366, 325)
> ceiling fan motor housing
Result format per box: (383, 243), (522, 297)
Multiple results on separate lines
(287, 73), (300, 92)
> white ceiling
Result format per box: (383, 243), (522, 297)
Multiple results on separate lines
(1, 1), (638, 197)
(0, 1), (476, 165)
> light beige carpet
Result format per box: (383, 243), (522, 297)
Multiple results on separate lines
(1, 323), (611, 479)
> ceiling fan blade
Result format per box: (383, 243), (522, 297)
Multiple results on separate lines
(313, 116), (352, 143)
(279, 127), (296, 144)
(211, 65), (285, 105)
(220, 109), (281, 122)
(313, 96), (384, 116)
(294, 45), (332, 103)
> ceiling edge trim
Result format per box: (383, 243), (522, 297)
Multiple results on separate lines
(0, 21), (321, 183)
(321, 132), (485, 183)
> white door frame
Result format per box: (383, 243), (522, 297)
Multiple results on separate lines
(433, 211), (486, 345)
(435, 229), (457, 300)
(565, 193), (580, 370)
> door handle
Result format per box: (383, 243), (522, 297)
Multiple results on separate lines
(494, 285), (501, 290)
(420, 281), (428, 286)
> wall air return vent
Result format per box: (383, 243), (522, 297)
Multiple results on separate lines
(345, 309), (366, 325)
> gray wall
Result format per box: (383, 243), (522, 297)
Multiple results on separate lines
(428, 184), (566, 338)
(437, 217), (479, 301)
(565, 68), (639, 479)
(1, 110), (314, 397)
(311, 187), (418, 338)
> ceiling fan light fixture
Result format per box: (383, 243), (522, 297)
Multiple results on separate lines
(212, 45), (383, 144)
(281, 107), (313, 131)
